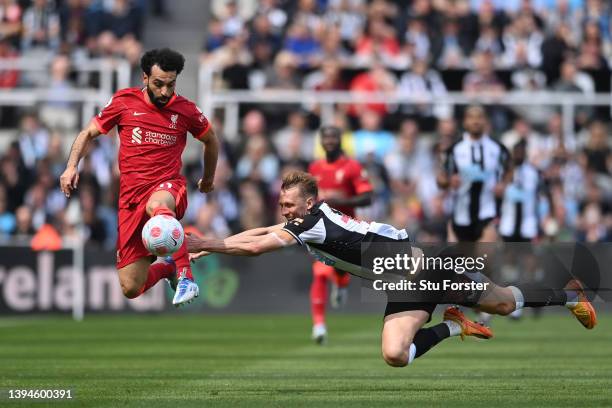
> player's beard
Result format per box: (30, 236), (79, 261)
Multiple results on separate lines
(146, 85), (170, 108)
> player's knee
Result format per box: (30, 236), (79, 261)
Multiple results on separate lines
(120, 281), (142, 299)
(382, 347), (408, 368)
(495, 301), (515, 316)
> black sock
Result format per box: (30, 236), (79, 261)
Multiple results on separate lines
(412, 323), (451, 359)
(515, 283), (567, 307)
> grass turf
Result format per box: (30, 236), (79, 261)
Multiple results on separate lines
(0, 313), (611, 407)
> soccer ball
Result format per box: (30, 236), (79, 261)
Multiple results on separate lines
(141, 215), (184, 256)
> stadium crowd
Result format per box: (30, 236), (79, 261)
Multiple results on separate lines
(0, 0), (610, 249)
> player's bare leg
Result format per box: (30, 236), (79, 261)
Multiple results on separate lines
(381, 308), (489, 367)
(118, 257), (177, 299)
(310, 262), (331, 344)
(146, 190), (199, 306)
(118, 258), (151, 298)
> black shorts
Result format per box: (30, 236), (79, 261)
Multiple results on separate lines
(383, 269), (488, 321)
(452, 218), (494, 242)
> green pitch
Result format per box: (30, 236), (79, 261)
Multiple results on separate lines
(1, 313), (611, 407)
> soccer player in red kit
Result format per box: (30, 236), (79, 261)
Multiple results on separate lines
(59, 48), (219, 306)
(308, 125), (373, 343)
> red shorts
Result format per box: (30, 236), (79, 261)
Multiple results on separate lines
(116, 179), (188, 269)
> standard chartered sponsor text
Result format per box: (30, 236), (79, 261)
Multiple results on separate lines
(144, 130), (177, 145)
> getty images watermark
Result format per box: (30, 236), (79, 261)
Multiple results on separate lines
(370, 249), (490, 292)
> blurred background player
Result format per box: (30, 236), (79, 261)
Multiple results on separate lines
(437, 105), (512, 244)
(499, 140), (546, 319)
(59, 48), (218, 306)
(308, 125), (373, 344)
(437, 105), (512, 324)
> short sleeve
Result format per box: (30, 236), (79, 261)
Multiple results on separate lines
(94, 94), (123, 134)
(282, 213), (326, 245)
(350, 161), (373, 194)
(188, 104), (211, 141)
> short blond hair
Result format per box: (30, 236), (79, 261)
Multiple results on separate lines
(281, 171), (318, 199)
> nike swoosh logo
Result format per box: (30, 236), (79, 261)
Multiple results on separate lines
(171, 237), (178, 246)
(133, 112), (147, 116)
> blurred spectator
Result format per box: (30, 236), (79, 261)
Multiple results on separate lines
(17, 112), (50, 170)
(314, 25), (352, 67)
(463, 50), (506, 95)
(248, 13), (282, 55)
(0, 183), (15, 238)
(273, 109), (314, 164)
(0, 38), (18, 88)
(282, 21), (321, 68)
(59, 0), (89, 49)
(40, 54), (78, 130)
(463, 51), (508, 131)
(0, 0), (22, 49)
(236, 135), (280, 185)
(323, 0), (366, 46)
(203, 18), (226, 54)
(553, 57), (595, 94)
(24, 182), (48, 230)
(78, 184), (107, 246)
(436, 19), (470, 69)
(354, 18), (404, 68)
(218, 0), (245, 38)
(384, 119), (438, 213)
(253, 0), (287, 35)
(348, 63), (397, 117)
(398, 58), (451, 123)
(12, 205), (35, 243)
(21, 0), (61, 53)
(500, 11), (543, 68)
(352, 109), (395, 161)
(264, 51), (301, 89)
(580, 120), (611, 175)
(193, 200), (231, 238)
(238, 180), (269, 229)
(540, 22), (576, 84)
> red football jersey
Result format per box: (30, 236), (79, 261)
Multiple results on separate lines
(308, 155), (372, 217)
(93, 88), (210, 207)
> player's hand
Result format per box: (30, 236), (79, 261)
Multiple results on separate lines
(189, 250), (211, 262)
(450, 174), (462, 189)
(493, 182), (506, 197)
(59, 166), (79, 198)
(197, 177), (214, 193)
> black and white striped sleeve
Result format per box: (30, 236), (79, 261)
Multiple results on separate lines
(282, 214), (326, 245)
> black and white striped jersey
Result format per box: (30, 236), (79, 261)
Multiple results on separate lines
(499, 162), (541, 239)
(444, 133), (511, 226)
(282, 202), (410, 280)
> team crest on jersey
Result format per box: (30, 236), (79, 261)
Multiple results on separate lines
(335, 170), (345, 183)
(291, 218), (304, 225)
(169, 114), (178, 129)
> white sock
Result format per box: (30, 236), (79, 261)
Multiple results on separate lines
(408, 343), (416, 364)
(443, 320), (462, 337)
(565, 290), (579, 309)
(509, 286), (524, 310)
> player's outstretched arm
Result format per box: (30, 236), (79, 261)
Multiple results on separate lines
(197, 127), (219, 193)
(186, 228), (296, 258)
(59, 120), (102, 198)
